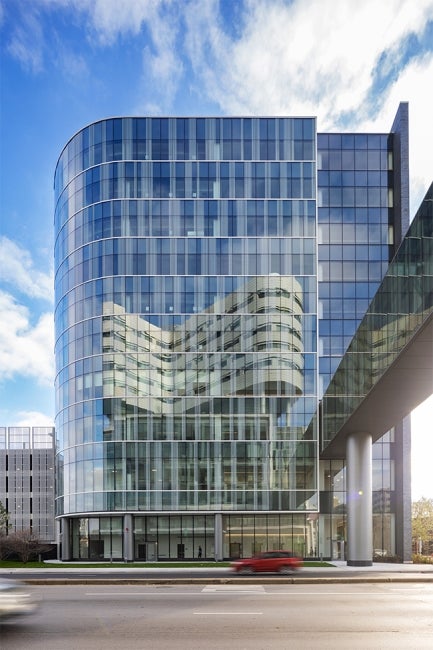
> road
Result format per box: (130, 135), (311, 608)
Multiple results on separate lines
(1, 582), (433, 649)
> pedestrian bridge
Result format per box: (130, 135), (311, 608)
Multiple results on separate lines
(321, 182), (433, 457)
(320, 182), (433, 564)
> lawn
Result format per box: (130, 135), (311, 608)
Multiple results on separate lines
(0, 560), (332, 569)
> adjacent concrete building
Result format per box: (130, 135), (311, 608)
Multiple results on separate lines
(0, 427), (55, 544)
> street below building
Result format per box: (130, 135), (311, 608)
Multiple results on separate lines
(1, 582), (433, 649)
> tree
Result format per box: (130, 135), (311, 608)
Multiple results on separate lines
(412, 497), (433, 555)
(0, 500), (11, 534)
(0, 529), (51, 564)
(0, 502), (12, 560)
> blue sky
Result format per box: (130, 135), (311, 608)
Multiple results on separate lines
(0, 0), (432, 498)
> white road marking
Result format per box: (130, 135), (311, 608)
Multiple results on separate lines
(194, 612), (263, 616)
(86, 592), (161, 596)
(84, 588), (429, 597)
(202, 585), (266, 593)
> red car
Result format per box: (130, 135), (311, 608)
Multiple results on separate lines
(230, 550), (303, 574)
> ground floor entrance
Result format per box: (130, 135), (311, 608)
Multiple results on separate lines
(62, 512), (322, 561)
(61, 511), (395, 561)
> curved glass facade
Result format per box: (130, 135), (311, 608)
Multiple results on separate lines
(55, 117), (320, 559)
(55, 112), (408, 561)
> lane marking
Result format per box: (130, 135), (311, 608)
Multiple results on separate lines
(84, 588), (433, 598)
(202, 585), (266, 593)
(193, 612), (263, 616)
(85, 591), (402, 597)
(85, 588), (266, 596)
(86, 592), (163, 596)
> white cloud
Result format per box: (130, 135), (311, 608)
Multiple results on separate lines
(138, 4), (183, 111)
(12, 411), (55, 427)
(6, 0), (433, 120)
(388, 58), (433, 214)
(19, 0), (167, 41)
(355, 54), (433, 215)
(182, 0), (433, 211)
(54, 41), (89, 81)
(0, 237), (53, 302)
(0, 291), (54, 386)
(88, 0), (183, 110)
(5, 5), (44, 73)
(184, 0), (433, 123)
(0, 407), (55, 427)
(79, 0), (163, 45)
(5, 0), (182, 109)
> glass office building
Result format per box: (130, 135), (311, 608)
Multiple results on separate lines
(54, 106), (409, 560)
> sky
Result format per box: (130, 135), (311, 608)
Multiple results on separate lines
(0, 0), (432, 499)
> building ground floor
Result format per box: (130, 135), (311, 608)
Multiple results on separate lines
(59, 511), (396, 562)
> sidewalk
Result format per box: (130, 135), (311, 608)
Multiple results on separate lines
(297, 561), (433, 583)
(2, 561), (433, 584)
(325, 560), (433, 573)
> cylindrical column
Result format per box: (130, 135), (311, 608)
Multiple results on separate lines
(124, 514), (134, 562)
(214, 513), (223, 561)
(346, 432), (373, 566)
(61, 517), (70, 561)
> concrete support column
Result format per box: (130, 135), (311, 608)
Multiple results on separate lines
(214, 513), (223, 561)
(346, 432), (373, 566)
(61, 517), (70, 561)
(124, 514), (134, 562)
(395, 416), (412, 562)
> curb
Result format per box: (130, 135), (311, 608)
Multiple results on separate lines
(20, 576), (433, 586)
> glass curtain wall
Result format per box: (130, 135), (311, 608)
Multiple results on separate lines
(54, 117), (319, 558)
(317, 428), (397, 560)
(68, 513), (318, 560)
(316, 129), (403, 560)
(317, 132), (392, 397)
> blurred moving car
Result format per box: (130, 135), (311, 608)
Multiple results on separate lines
(0, 580), (38, 621)
(230, 550), (303, 574)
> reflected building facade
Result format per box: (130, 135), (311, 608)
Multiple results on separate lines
(55, 108), (409, 560)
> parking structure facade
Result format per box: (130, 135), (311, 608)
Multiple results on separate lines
(0, 427), (56, 545)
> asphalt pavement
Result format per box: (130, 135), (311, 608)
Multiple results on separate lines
(3, 582), (433, 649)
